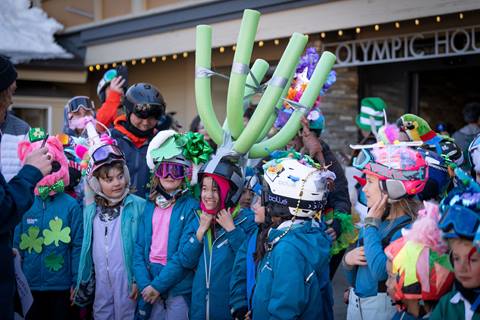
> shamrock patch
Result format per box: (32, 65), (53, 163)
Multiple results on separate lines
(43, 217), (71, 246)
(19, 226), (44, 254)
(45, 253), (64, 271)
(150, 136), (182, 163)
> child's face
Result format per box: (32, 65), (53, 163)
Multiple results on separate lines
(239, 189), (254, 208)
(159, 176), (182, 194)
(98, 167), (127, 199)
(252, 196), (265, 224)
(386, 259), (398, 301)
(201, 176), (220, 211)
(450, 239), (480, 289)
(68, 108), (94, 120)
(363, 174), (383, 208)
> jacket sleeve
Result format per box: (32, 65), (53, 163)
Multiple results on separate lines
(150, 207), (197, 294)
(0, 165), (43, 236)
(176, 218), (203, 269)
(321, 141), (352, 214)
(95, 90), (122, 128)
(229, 235), (249, 312)
(133, 208), (152, 291)
(267, 244), (308, 320)
(70, 201), (83, 286)
(363, 226), (387, 281)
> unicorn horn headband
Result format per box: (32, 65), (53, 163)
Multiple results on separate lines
(195, 9), (336, 159)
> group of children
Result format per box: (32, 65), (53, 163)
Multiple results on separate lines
(9, 59), (480, 320)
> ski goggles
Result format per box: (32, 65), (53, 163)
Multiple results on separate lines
(439, 204), (480, 239)
(132, 103), (165, 119)
(155, 162), (190, 180)
(353, 149), (425, 181)
(67, 96), (95, 113)
(91, 144), (124, 165)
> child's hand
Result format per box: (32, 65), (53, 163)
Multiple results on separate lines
(367, 194), (388, 219)
(129, 283), (138, 301)
(109, 76), (125, 95)
(344, 246), (367, 266)
(70, 286), (75, 305)
(142, 285), (160, 304)
(326, 227), (337, 241)
(197, 213), (213, 241)
(216, 209), (235, 232)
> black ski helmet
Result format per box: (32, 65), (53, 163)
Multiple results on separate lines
(123, 83), (166, 120)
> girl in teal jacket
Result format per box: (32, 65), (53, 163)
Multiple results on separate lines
(133, 130), (203, 319)
(74, 142), (145, 320)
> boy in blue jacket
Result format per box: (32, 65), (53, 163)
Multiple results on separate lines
(250, 154), (334, 320)
(14, 131), (83, 319)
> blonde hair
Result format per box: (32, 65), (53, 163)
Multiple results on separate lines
(389, 197), (422, 221)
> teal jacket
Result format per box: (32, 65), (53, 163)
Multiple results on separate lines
(13, 193), (83, 291)
(133, 194), (199, 296)
(177, 208), (256, 320)
(252, 220), (333, 320)
(75, 194), (145, 296)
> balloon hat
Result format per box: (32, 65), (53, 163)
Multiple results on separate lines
(195, 9), (336, 158)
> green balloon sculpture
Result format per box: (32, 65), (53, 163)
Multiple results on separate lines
(195, 9), (336, 158)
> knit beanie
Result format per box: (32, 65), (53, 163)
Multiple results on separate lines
(0, 55), (17, 92)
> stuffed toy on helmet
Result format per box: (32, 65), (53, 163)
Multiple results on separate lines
(385, 202), (454, 304)
(18, 128), (69, 199)
(262, 151), (336, 218)
(353, 146), (428, 200)
(97, 69), (117, 103)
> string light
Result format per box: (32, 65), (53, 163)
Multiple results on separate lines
(355, 27), (361, 34)
(232, 45), (236, 51)
(219, 46), (225, 53)
(182, 52), (188, 58)
(121, 61), (127, 66)
(103, 64), (108, 69)
(436, 16), (441, 23)
(95, 64), (100, 70)
(161, 56), (167, 61)
(258, 41), (264, 47)
(131, 60), (137, 65)
(141, 58), (146, 64)
(88, 66), (94, 72)
(320, 32), (326, 39)
(151, 57), (157, 63)
(172, 54), (177, 60)
(459, 12), (464, 19)
(274, 39), (280, 45)
(395, 21), (400, 28)
(415, 19), (420, 26)
(374, 24), (380, 31)
(338, 30), (343, 36)
(112, 62), (117, 67)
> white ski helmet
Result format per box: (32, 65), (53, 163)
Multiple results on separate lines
(263, 157), (336, 218)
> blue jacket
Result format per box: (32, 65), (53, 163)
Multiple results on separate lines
(133, 194), (199, 297)
(230, 228), (258, 313)
(176, 208), (256, 320)
(111, 128), (150, 198)
(75, 194), (145, 298)
(13, 193), (83, 291)
(251, 220), (333, 320)
(344, 215), (411, 298)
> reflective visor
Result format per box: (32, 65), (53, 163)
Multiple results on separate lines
(67, 96), (95, 113)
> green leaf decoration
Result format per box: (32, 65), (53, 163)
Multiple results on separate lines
(44, 253), (64, 271)
(150, 136), (182, 163)
(19, 226), (44, 254)
(43, 217), (71, 247)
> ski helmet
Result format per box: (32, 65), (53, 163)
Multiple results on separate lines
(123, 83), (166, 120)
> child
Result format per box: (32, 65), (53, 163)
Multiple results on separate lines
(74, 140), (145, 320)
(384, 202), (454, 319)
(177, 155), (256, 320)
(343, 146), (428, 320)
(14, 129), (83, 319)
(133, 130), (210, 319)
(63, 96), (96, 137)
(246, 155), (335, 319)
(430, 173), (480, 319)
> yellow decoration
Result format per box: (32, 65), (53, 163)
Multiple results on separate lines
(392, 242), (424, 286)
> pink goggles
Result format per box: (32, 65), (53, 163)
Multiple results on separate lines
(155, 162), (191, 180)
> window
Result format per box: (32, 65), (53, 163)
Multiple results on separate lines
(10, 104), (52, 133)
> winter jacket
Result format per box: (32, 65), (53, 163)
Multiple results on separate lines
(111, 124), (151, 198)
(0, 165), (42, 319)
(133, 195), (199, 297)
(430, 289), (480, 320)
(453, 124), (480, 154)
(13, 193), (83, 291)
(343, 215), (411, 298)
(0, 112), (29, 182)
(75, 194), (145, 296)
(96, 90), (123, 129)
(177, 208), (256, 320)
(251, 220), (333, 320)
(230, 228), (258, 313)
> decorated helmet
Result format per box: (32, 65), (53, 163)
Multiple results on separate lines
(439, 168), (480, 240)
(97, 69), (118, 103)
(123, 83), (166, 120)
(353, 146), (428, 200)
(417, 148), (452, 200)
(262, 152), (335, 218)
(385, 202), (454, 302)
(469, 133), (480, 174)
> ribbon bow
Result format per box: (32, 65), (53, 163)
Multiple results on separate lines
(38, 180), (65, 199)
(179, 132), (214, 165)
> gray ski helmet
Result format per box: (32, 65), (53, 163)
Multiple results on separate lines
(123, 83), (166, 120)
(198, 157), (244, 207)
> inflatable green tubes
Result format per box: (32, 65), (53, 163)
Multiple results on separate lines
(244, 59), (269, 104)
(233, 32), (308, 154)
(195, 25), (224, 145)
(226, 9), (261, 140)
(249, 51), (337, 158)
